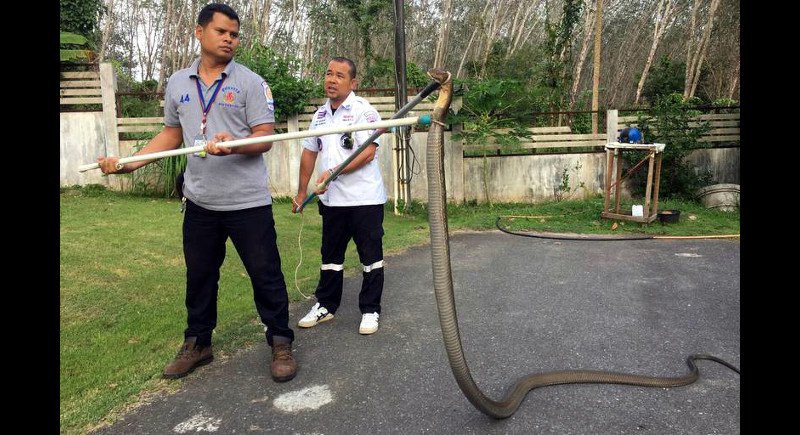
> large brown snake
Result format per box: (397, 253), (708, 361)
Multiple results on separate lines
(423, 68), (740, 419)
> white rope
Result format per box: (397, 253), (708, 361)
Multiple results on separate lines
(292, 199), (312, 300)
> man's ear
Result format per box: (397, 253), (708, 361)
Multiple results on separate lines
(195, 25), (203, 40)
(351, 78), (359, 91)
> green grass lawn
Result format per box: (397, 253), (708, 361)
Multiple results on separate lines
(60, 186), (739, 433)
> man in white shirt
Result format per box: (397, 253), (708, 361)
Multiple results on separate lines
(292, 57), (386, 335)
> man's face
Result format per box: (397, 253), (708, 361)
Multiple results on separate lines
(324, 61), (356, 103)
(196, 12), (240, 62)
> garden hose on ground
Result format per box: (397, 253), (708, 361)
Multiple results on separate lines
(495, 216), (740, 241)
(423, 68), (740, 419)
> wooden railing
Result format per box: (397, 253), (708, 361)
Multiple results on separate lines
(462, 108), (740, 156)
(60, 70), (102, 110)
(462, 126), (607, 154)
(117, 117), (165, 151)
(617, 112), (740, 144)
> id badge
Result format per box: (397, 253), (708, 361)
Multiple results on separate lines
(193, 133), (207, 158)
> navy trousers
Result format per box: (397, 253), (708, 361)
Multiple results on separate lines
(315, 202), (385, 315)
(182, 200), (294, 346)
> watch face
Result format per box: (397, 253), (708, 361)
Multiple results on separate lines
(340, 133), (353, 150)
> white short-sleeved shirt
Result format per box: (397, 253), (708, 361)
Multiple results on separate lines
(302, 92), (387, 206)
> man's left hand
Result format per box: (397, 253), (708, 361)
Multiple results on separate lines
(205, 132), (235, 155)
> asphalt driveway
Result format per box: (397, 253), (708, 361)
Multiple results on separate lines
(96, 231), (740, 434)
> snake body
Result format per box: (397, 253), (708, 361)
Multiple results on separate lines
(423, 68), (739, 419)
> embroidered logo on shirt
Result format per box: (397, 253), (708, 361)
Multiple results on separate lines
(342, 114), (355, 122)
(316, 111), (326, 119)
(180, 94), (191, 103)
(365, 110), (378, 123)
(218, 85), (242, 108)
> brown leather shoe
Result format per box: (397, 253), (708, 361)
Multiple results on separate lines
(271, 343), (297, 382)
(162, 337), (213, 379)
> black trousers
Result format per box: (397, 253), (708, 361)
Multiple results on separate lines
(315, 202), (384, 314)
(183, 200), (294, 346)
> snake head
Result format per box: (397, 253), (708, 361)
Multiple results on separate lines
(427, 69), (452, 86)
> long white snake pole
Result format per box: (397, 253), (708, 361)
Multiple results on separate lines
(77, 115), (431, 173)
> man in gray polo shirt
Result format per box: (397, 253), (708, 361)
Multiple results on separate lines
(97, 3), (297, 383)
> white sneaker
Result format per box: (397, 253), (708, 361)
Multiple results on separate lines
(298, 302), (334, 328)
(359, 312), (380, 335)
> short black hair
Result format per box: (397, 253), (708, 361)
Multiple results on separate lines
(198, 3), (240, 27)
(331, 57), (357, 79)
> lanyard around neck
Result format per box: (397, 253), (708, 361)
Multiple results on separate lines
(195, 74), (226, 134)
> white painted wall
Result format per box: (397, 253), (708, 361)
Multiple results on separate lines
(61, 112), (739, 204)
(463, 152), (609, 204)
(687, 148), (740, 185)
(60, 112), (111, 188)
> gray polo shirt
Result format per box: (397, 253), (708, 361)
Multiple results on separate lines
(164, 58), (275, 211)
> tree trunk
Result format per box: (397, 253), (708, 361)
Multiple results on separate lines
(433, 0), (453, 68)
(506, 1), (542, 58)
(259, 0), (273, 46)
(241, 0), (273, 47)
(687, 0), (721, 99)
(457, 0), (491, 79)
(157, 0), (174, 92)
(605, 2), (647, 108)
(479, 0), (513, 77)
(456, 27), (479, 79)
(98, 0), (116, 62)
(136, 0), (165, 83)
(591, 0), (603, 134)
(726, 57), (739, 100)
(181, 0), (201, 69)
(301, 15), (316, 77)
(684, 0), (699, 100)
(570, 0), (595, 111)
(125, 0), (137, 79)
(634, 0), (676, 105)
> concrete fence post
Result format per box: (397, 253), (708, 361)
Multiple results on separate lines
(287, 114), (299, 134)
(286, 114), (301, 195)
(449, 123), (465, 204)
(606, 109), (618, 144)
(99, 63), (121, 190)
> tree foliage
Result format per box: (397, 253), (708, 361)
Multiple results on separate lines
(360, 57), (430, 88)
(640, 55), (685, 105)
(60, 0), (104, 41)
(335, 0), (393, 69)
(71, 0), (738, 125)
(60, 32), (95, 63)
(450, 78), (537, 148)
(539, 0), (584, 110)
(624, 93), (712, 199)
(235, 44), (317, 120)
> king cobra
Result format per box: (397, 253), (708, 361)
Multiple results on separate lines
(423, 68), (740, 419)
